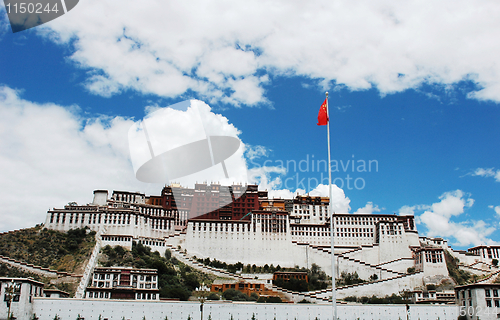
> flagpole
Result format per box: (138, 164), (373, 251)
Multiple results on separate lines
(326, 91), (337, 320)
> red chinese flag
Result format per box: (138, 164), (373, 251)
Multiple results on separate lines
(317, 99), (328, 125)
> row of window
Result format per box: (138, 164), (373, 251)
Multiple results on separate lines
(416, 251), (444, 264)
(381, 231), (402, 235)
(486, 289), (499, 298)
(102, 236), (132, 242)
(50, 212), (172, 228)
(486, 300), (500, 307)
(94, 274), (156, 281)
(91, 282), (156, 289)
(291, 226), (329, 232)
(291, 231), (331, 237)
(112, 193), (145, 203)
(469, 248), (500, 259)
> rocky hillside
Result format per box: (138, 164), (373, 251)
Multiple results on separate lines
(0, 225), (96, 274)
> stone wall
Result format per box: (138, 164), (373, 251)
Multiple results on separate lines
(31, 298), (458, 320)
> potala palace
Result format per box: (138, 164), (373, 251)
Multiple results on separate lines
(43, 183), (500, 302)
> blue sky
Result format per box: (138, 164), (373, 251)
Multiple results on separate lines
(0, 1), (500, 250)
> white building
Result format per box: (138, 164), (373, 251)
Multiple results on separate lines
(455, 283), (500, 320)
(45, 190), (175, 239)
(43, 186), (462, 297)
(86, 267), (159, 300)
(469, 245), (500, 262)
(0, 278), (44, 320)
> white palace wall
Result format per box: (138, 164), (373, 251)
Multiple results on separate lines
(334, 272), (424, 299)
(31, 298), (458, 320)
(44, 189), (455, 287)
(377, 223), (413, 263)
(45, 207), (175, 240)
(375, 258), (414, 274)
(183, 220), (304, 269)
(342, 246), (379, 264)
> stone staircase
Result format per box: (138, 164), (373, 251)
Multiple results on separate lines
(0, 255), (80, 279)
(74, 226), (106, 298)
(165, 244), (288, 298)
(270, 270), (424, 304)
(166, 244), (245, 280)
(294, 242), (404, 278)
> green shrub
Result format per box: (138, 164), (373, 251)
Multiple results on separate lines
(266, 296), (282, 303)
(222, 289), (250, 301)
(207, 292), (220, 300)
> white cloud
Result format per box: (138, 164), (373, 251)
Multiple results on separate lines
(309, 184), (351, 213)
(412, 190), (496, 247)
(489, 205), (500, 217)
(84, 75), (123, 97)
(129, 99), (248, 187)
(245, 145), (270, 161)
(0, 86), (142, 231)
(355, 202), (382, 214)
(32, 0), (500, 105)
(398, 204), (430, 216)
(0, 86), (251, 231)
(471, 167), (500, 182)
(248, 165), (287, 192)
(399, 205), (416, 216)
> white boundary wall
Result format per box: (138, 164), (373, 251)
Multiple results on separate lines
(32, 298), (458, 320)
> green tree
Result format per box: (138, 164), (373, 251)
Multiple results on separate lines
(336, 271), (365, 286)
(222, 289), (250, 301)
(183, 273), (200, 291)
(266, 296), (282, 303)
(207, 292), (220, 300)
